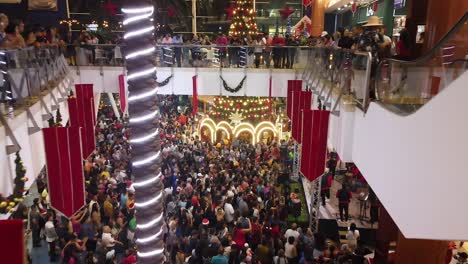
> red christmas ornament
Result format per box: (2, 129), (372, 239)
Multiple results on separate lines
(279, 6), (295, 20)
(102, 0), (119, 15)
(224, 103), (229, 108)
(303, 0), (311, 7)
(372, 2), (378, 12)
(236, 104), (241, 109)
(224, 5), (235, 20)
(167, 5), (176, 17)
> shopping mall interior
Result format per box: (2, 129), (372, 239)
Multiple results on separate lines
(0, 0), (466, 263)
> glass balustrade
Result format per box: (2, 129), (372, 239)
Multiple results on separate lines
(70, 44), (311, 69)
(375, 13), (467, 114)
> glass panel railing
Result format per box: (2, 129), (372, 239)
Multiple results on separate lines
(302, 47), (372, 110)
(375, 12), (468, 114)
(69, 44), (311, 69)
(0, 46), (70, 112)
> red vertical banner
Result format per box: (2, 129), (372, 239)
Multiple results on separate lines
(83, 97), (96, 158)
(269, 75), (273, 114)
(291, 87), (304, 142)
(192, 75), (198, 116)
(287, 80), (293, 119)
(313, 110), (330, 180)
(75, 84), (96, 158)
(67, 98), (79, 126)
(118, 74), (127, 113)
(295, 90), (312, 143)
(43, 127), (85, 218)
(0, 220), (24, 264)
(300, 109), (314, 177)
(306, 110), (330, 181)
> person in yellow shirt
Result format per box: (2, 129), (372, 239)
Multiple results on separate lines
(99, 169), (111, 181)
(103, 195), (114, 223)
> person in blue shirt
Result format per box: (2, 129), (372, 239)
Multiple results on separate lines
(172, 34), (183, 67)
(211, 247), (228, 264)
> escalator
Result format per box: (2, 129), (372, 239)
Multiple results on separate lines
(351, 12), (467, 240)
(302, 12), (468, 241)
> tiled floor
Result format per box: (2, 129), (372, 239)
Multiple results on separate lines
(302, 176), (378, 230)
(30, 239), (61, 264)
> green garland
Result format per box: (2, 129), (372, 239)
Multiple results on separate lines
(157, 75), (173, 87)
(220, 76), (246, 93)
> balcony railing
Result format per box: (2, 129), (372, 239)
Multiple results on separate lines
(0, 46), (70, 111)
(69, 44), (311, 70)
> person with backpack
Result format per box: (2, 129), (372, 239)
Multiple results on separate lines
(336, 186), (352, 222)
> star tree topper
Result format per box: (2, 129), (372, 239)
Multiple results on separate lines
(229, 111), (244, 126)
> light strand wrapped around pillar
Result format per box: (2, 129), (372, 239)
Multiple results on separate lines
(122, 1), (166, 263)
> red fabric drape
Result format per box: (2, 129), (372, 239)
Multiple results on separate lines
(75, 84), (96, 158)
(297, 90), (312, 143)
(192, 75), (198, 116)
(118, 74), (126, 113)
(269, 76), (273, 114)
(0, 220), (24, 264)
(301, 110), (330, 181)
(291, 89), (302, 141)
(67, 98), (79, 126)
(287, 80), (293, 119)
(43, 127), (85, 218)
(300, 109), (314, 176)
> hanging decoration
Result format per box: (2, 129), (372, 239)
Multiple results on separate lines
(279, 6), (295, 20)
(351, 2), (357, 14)
(229, 112), (244, 126)
(372, 1), (378, 12)
(55, 108), (63, 127)
(192, 75), (198, 116)
(102, 0), (119, 15)
(220, 76), (247, 93)
(0, 152), (28, 214)
(157, 75), (173, 87)
(228, 0), (258, 37)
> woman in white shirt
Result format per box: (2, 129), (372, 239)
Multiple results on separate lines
(284, 236), (298, 264)
(346, 223), (360, 251)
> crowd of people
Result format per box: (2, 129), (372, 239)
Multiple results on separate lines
(7, 94), (379, 264)
(1, 12), (412, 70)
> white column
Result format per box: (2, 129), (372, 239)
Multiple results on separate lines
(192, 0), (197, 35)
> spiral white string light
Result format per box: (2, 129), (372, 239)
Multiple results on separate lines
(124, 26), (155, 39)
(128, 86), (158, 102)
(121, 6), (154, 14)
(132, 172), (162, 187)
(134, 192), (162, 208)
(123, 9), (154, 25)
(125, 47), (156, 59)
(132, 151), (161, 167)
(129, 109), (158, 123)
(137, 213), (163, 230)
(123, 1), (165, 260)
(130, 129), (159, 144)
(136, 227), (164, 244)
(127, 66), (157, 80)
(137, 248), (164, 258)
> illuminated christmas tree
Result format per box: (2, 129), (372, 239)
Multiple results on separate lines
(228, 0), (258, 37)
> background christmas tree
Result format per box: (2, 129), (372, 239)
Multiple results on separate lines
(12, 152), (26, 199)
(228, 0), (258, 37)
(56, 109), (63, 127)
